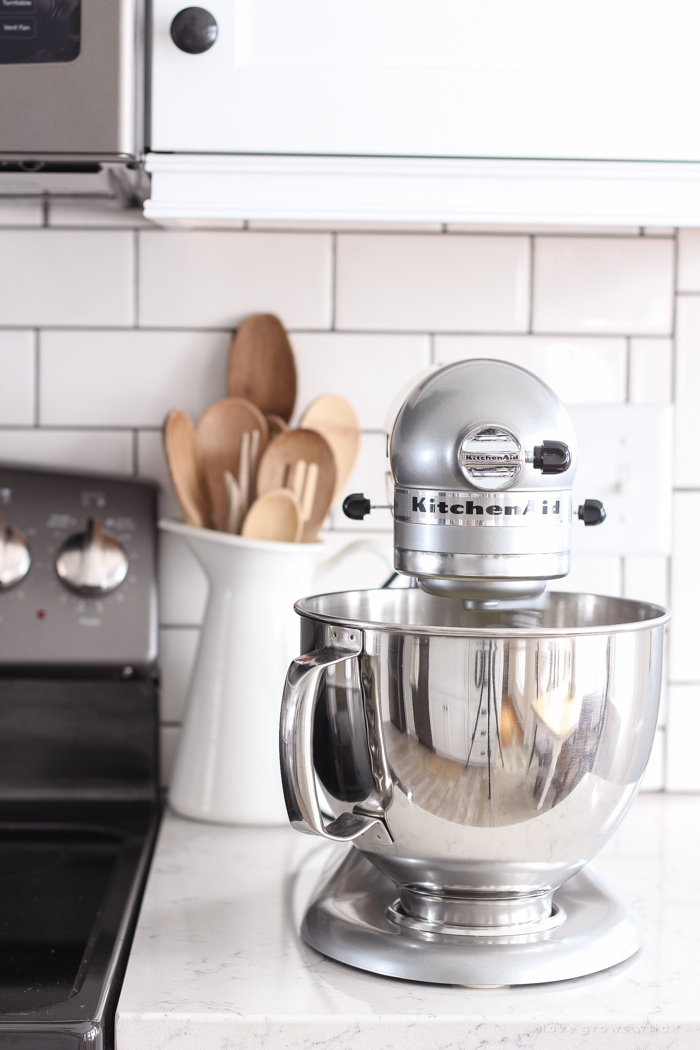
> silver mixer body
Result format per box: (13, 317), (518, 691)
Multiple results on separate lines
(391, 359), (578, 601)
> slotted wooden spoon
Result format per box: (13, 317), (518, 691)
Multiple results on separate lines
(163, 408), (211, 527)
(228, 314), (297, 422)
(300, 394), (361, 509)
(197, 398), (269, 530)
(256, 428), (335, 542)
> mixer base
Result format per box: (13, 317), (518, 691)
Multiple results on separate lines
(302, 848), (640, 986)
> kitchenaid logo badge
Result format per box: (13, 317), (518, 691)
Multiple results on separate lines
(460, 451), (521, 466)
(395, 488), (570, 526)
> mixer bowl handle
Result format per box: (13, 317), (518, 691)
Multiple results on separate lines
(280, 626), (392, 844)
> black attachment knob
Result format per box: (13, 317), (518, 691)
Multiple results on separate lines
(170, 7), (218, 53)
(533, 440), (571, 475)
(578, 499), (606, 526)
(343, 493), (372, 520)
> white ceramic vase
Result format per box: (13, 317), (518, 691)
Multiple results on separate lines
(159, 520), (390, 825)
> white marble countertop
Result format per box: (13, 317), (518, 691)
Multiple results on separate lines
(116, 794), (700, 1050)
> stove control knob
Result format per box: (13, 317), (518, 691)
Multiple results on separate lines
(56, 518), (128, 595)
(0, 518), (30, 591)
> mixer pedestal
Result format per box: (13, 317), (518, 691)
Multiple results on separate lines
(302, 848), (640, 986)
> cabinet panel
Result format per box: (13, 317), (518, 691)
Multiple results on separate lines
(151, 0), (700, 161)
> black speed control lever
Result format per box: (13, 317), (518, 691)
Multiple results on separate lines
(532, 440), (571, 475)
(342, 493), (392, 520)
(578, 499), (606, 526)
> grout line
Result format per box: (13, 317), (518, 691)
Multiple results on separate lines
(428, 334), (435, 364)
(330, 231), (337, 331)
(527, 235), (535, 334)
(133, 229), (140, 327)
(620, 556), (626, 598)
(671, 228), (679, 409)
(0, 324), (656, 339)
(625, 337), (631, 403)
(132, 430), (139, 475)
(41, 194), (49, 228)
(159, 623), (203, 630)
(33, 330), (40, 427)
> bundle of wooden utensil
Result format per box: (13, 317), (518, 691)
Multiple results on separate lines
(163, 314), (361, 543)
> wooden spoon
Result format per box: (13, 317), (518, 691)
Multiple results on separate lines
(241, 488), (303, 542)
(163, 409), (211, 527)
(256, 429), (335, 542)
(266, 414), (288, 439)
(228, 314), (297, 422)
(300, 395), (361, 510)
(197, 398), (269, 530)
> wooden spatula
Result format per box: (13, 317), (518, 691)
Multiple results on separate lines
(228, 314), (297, 423)
(163, 408), (211, 527)
(256, 429), (335, 542)
(300, 395), (360, 509)
(197, 398), (269, 530)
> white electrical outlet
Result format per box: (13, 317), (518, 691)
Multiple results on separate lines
(568, 405), (673, 556)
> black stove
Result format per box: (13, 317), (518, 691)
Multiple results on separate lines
(0, 465), (160, 1049)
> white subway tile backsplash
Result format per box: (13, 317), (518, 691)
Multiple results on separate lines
(0, 331), (35, 425)
(433, 335), (626, 404)
(328, 433), (393, 533)
(137, 430), (180, 518)
(138, 231), (332, 329)
(40, 329), (229, 427)
(159, 627), (200, 723)
(628, 338), (673, 405)
(48, 199), (155, 228)
(158, 530), (208, 626)
(291, 333), (430, 430)
(335, 234), (530, 332)
(0, 429), (133, 473)
(551, 556), (622, 597)
(677, 229), (700, 292)
(623, 555), (669, 609)
(666, 686), (700, 791)
(0, 230), (134, 327)
(0, 205), (695, 792)
(0, 199), (43, 226)
(674, 297), (700, 487)
(669, 492), (700, 683)
(533, 237), (674, 335)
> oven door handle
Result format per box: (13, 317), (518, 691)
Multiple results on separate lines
(279, 627), (391, 844)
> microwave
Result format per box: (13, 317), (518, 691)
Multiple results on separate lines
(0, 0), (143, 162)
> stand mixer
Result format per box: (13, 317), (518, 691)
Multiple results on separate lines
(280, 360), (669, 986)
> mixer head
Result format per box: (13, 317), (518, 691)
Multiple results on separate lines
(344, 359), (605, 605)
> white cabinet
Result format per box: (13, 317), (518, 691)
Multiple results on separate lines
(147, 0), (700, 225)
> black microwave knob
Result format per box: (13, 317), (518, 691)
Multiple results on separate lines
(170, 7), (218, 53)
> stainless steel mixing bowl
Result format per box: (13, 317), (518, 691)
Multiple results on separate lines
(280, 589), (669, 929)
